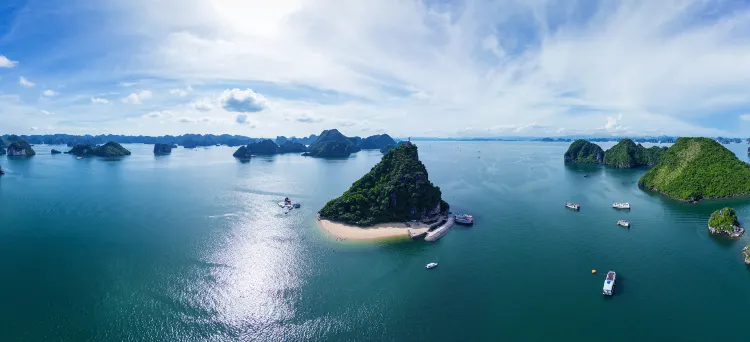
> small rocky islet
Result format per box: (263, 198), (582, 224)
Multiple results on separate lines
(318, 141), (449, 227)
(66, 142), (131, 157)
(707, 207), (744, 238)
(3, 135), (36, 157)
(154, 143), (172, 155)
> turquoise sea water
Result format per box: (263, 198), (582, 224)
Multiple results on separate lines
(1, 142), (749, 341)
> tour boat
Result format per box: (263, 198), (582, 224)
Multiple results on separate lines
(602, 271), (616, 295)
(454, 214), (474, 225)
(617, 220), (630, 228)
(76, 156), (83, 160)
(425, 262), (438, 269)
(565, 202), (580, 211)
(278, 199), (301, 209)
(612, 202), (631, 209)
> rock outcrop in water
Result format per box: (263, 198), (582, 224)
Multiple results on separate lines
(232, 146), (252, 159)
(303, 129), (361, 158)
(707, 207), (744, 238)
(564, 140), (604, 164)
(359, 134), (397, 150)
(319, 142), (449, 226)
(743, 246), (750, 265)
(66, 142), (131, 157)
(638, 138), (750, 202)
(6, 136), (36, 156)
(154, 143), (172, 155)
(51, 149), (62, 154)
(246, 139), (281, 155)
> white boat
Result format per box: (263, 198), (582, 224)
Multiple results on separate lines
(617, 220), (630, 228)
(603, 271), (616, 295)
(612, 202), (630, 209)
(76, 156), (83, 160)
(425, 262), (438, 269)
(454, 214), (474, 225)
(565, 202), (580, 210)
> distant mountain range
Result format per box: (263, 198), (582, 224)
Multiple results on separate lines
(4, 133), (749, 147)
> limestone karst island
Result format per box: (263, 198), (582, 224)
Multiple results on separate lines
(317, 141), (452, 241)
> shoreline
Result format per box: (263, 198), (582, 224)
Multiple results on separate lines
(317, 218), (430, 241)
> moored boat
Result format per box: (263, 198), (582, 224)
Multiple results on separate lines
(603, 271), (616, 295)
(425, 262), (438, 269)
(454, 214), (474, 225)
(612, 202), (630, 209)
(565, 202), (580, 210)
(617, 220), (630, 228)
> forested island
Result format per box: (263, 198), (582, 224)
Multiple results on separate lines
(638, 138), (750, 202)
(302, 129), (361, 158)
(564, 139), (666, 167)
(318, 142), (449, 226)
(154, 143), (172, 155)
(5, 136), (36, 157)
(707, 207), (744, 238)
(66, 142), (131, 157)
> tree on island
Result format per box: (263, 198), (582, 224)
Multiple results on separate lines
(707, 207), (744, 238)
(319, 142), (449, 226)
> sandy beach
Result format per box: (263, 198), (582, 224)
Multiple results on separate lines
(318, 218), (430, 241)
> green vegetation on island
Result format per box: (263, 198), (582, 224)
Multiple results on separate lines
(707, 207), (744, 238)
(743, 246), (750, 265)
(564, 140), (604, 164)
(66, 142), (131, 157)
(380, 142), (406, 154)
(359, 134), (397, 150)
(232, 139), (308, 158)
(319, 142), (449, 226)
(565, 139), (666, 167)
(602, 139), (667, 168)
(638, 137), (750, 201)
(303, 129), (361, 157)
(154, 143), (172, 155)
(246, 139), (281, 155)
(6, 135), (36, 156)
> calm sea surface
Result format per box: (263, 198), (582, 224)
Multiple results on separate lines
(1, 141), (749, 341)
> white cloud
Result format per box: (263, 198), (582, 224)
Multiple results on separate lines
(170, 88), (188, 96)
(143, 110), (172, 118)
(178, 116), (214, 124)
(119, 82), (138, 87)
(293, 112), (323, 123)
(0, 55), (18, 68)
(42, 90), (58, 97)
(191, 99), (213, 111)
(91, 97), (111, 104)
(218, 88), (268, 113)
(235, 113), (249, 124)
(741, 114), (750, 121)
(19, 76), (35, 87)
(29, 126), (38, 131)
(40, 110), (53, 115)
(121, 90), (153, 104)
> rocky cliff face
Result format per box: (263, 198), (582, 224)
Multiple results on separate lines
(154, 143), (172, 155)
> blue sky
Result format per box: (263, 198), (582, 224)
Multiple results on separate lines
(1, 0), (750, 137)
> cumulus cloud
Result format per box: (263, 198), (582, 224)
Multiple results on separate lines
(338, 120), (356, 127)
(121, 90), (153, 104)
(235, 113), (249, 124)
(91, 97), (110, 104)
(741, 114), (750, 121)
(42, 90), (58, 97)
(191, 99), (213, 111)
(40, 110), (53, 115)
(119, 82), (138, 87)
(29, 126), (38, 131)
(219, 88), (268, 113)
(178, 116), (213, 124)
(0, 55), (18, 68)
(19, 76), (35, 87)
